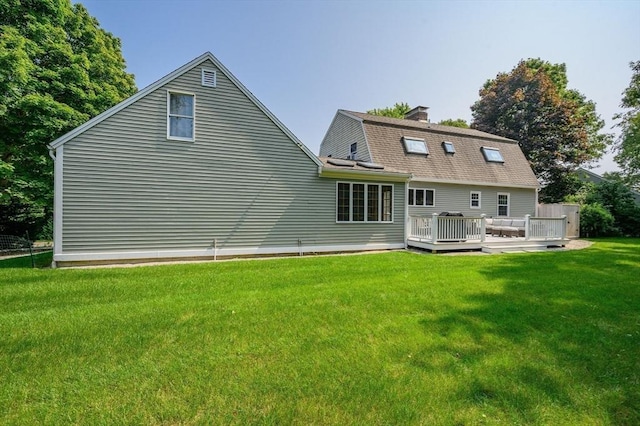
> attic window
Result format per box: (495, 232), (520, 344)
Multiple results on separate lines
(201, 69), (216, 87)
(442, 141), (455, 154)
(348, 142), (357, 160)
(167, 91), (195, 141)
(481, 147), (504, 163)
(403, 137), (428, 155)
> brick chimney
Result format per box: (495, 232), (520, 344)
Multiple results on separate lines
(404, 106), (429, 122)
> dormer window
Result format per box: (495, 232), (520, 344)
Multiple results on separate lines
(481, 147), (504, 162)
(403, 137), (428, 155)
(442, 141), (455, 154)
(348, 142), (357, 160)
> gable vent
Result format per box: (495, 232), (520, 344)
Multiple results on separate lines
(201, 69), (217, 87)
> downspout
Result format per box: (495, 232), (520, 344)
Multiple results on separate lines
(48, 145), (61, 268)
(404, 174), (413, 249)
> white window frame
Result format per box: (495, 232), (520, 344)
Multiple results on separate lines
(408, 188), (435, 207)
(403, 137), (428, 155)
(167, 90), (195, 142)
(497, 192), (510, 216)
(482, 146), (504, 163)
(336, 181), (394, 223)
(470, 191), (481, 209)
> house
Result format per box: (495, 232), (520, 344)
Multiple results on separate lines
(320, 107), (540, 218)
(49, 52), (567, 266)
(48, 52), (409, 267)
(576, 167), (640, 204)
(320, 108), (567, 252)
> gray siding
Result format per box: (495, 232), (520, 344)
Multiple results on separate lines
(319, 113), (371, 162)
(62, 60), (403, 254)
(408, 182), (536, 218)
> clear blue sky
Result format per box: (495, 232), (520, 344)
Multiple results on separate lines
(79, 0), (640, 173)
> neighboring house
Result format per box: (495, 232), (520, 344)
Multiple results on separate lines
(320, 108), (540, 219)
(48, 52), (409, 266)
(576, 167), (640, 204)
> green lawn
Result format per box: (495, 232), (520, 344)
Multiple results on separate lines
(1, 240), (638, 425)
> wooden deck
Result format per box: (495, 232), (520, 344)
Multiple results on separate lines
(407, 235), (569, 253)
(407, 214), (569, 253)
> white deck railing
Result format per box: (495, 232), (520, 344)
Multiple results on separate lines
(408, 213), (567, 243)
(527, 217), (567, 240)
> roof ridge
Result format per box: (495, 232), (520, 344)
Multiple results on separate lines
(341, 110), (516, 143)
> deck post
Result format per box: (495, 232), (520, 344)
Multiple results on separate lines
(561, 215), (567, 239)
(431, 212), (438, 244)
(480, 214), (486, 242)
(524, 214), (531, 241)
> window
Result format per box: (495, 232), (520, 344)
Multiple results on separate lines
(337, 182), (393, 222)
(408, 188), (435, 207)
(482, 147), (504, 162)
(201, 69), (217, 87)
(497, 193), (510, 216)
(348, 142), (357, 160)
(167, 92), (195, 141)
(403, 137), (428, 155)
(442, 141), (455, 154)
(470, 191), (481, 209)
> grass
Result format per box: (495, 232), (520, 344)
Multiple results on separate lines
(1, 239), (638, 425)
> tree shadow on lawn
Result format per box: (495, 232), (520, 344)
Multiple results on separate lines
(417, 241), (640, 424)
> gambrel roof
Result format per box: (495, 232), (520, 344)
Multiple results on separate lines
(325, 110), (539, 189)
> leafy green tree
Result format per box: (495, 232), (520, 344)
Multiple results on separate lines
(367, 102), (410, 119)
(471, 59), (611, 203)
(438, 118), (469, 128)
(584, 180), (640, 237)
(0, 0), (137, 237)
(614, 61), (640, 190)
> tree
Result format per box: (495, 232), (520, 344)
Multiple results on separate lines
(471, 59), (611, 203)
(438, 118), (469, 128)
(614, 61), (640, 190)
(367, 102), (410, 119)
(0, 0), (137, 237)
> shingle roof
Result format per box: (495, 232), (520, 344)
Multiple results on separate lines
(343, 111), (516, 143)
(340, 110), (539, 188)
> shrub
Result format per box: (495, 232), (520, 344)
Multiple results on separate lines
(580, 203), (617, 237)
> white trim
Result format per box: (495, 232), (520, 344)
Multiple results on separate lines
(361, 118), (374, 162)
(53, 145), (63, 257)
(320, 167), (411, 182)
(410, 176), (538, 189)
(52, 242), (406, 264)
(166, 90), (196, 142)
(201, 68), (217, 87)
(497, 192), (510, 216)
(337, 110), (365, 123)
(335, 181), (395, 223)
(470, 191), (481, 209)
(48, 52), (323, 167)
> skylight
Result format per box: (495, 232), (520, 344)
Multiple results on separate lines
(403, 137), (428, 155)
(481, 147), (504, 162)
(442, 141), (455, 154)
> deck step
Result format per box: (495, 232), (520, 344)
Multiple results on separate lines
(481, 244), (549, 254)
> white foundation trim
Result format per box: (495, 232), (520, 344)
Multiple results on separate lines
(53, 242), (406, 263)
